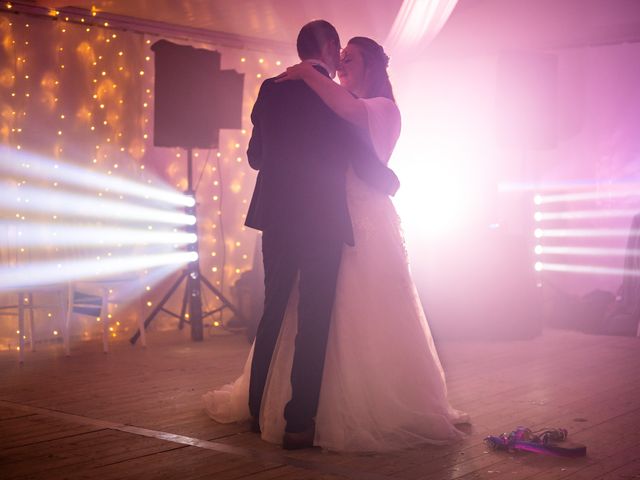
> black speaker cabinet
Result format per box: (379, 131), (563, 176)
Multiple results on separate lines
(152, 40), (243, 149)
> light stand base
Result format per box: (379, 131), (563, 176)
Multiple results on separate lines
(129, 147), (243, 345)
(129, 264), (242, 345)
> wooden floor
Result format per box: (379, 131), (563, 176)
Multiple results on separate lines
(1, 327), (639, 479)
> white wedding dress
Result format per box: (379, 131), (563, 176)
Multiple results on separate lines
(203, 97), (469, 452)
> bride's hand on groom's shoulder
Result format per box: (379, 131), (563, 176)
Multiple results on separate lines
(274, 62), (313, 83)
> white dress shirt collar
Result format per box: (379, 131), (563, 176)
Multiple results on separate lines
(304, 58), (335, 79)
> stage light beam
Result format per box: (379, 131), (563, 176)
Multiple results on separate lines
(0, 185), (196, 226)
(535, 262), (639, 277)
(535, 209), (639, 221)
(2, 222), (197, 248)
(535, 245), (634, 257)
(0, 146), (195, 207)
(534, 228), (640, 238)
(0, 251), (198, 291)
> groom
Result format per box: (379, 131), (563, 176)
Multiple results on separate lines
(245, 19), (398, 449)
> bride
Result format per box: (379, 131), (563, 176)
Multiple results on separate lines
(203, 36), (469, 452)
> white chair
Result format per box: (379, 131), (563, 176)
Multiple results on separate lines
(64, 278), (146, 355)
(0, 287), (67, 363)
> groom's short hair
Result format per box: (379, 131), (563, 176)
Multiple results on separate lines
(297, 20), (340, 60)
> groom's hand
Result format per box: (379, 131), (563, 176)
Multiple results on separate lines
(352, 155), (400, 196)
(378, 166), (400, 196)
(386, 169), (400, 196)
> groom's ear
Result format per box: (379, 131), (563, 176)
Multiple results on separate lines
(325, 39), (341, 68)
(332, 39), (342, 58)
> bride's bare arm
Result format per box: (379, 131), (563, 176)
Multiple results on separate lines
(276, 62), (368, 130)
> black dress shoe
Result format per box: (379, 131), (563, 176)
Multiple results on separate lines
(282, 425), (315, 450)
(250, 416), (261, 434)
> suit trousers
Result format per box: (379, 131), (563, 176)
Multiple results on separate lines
(249, 226), (343, 433)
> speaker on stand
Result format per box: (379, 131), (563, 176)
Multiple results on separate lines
(130, 40), (245, 344)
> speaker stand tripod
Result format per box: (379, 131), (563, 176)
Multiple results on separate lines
(130, 148), (243, 344)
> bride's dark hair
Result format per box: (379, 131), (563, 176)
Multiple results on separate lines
(347, 37), (395, 102)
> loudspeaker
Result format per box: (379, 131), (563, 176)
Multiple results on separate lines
(152, 40), (244, 149)
(496, 51), (558, 149)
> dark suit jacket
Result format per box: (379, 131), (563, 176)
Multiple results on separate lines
(245, 67), (399, 246)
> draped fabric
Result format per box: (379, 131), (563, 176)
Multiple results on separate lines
(385, 0), (458, 57)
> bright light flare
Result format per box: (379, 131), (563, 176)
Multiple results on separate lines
(391, 58), (494, 237)
(393, 159), (477, 235)
(0, 251), (198, 291)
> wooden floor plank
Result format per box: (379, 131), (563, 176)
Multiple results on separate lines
(0, 414), (105, 450)
(0, 405), (35, 422)
(1, 429), (188, 478)
(0, 329), (638, 479)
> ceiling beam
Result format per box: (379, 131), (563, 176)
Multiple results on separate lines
(2, 1), (295, 54)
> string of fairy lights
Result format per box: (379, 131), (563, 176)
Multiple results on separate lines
(0, 4), (293, 350)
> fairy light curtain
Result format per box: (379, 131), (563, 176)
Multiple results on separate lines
(0, 10), (294, 350)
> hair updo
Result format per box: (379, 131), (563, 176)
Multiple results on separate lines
(347, 37), (395, 102)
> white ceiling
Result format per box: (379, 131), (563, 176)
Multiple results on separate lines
(32, 0), (640, 57)
(35, 0), (403, 49)
(431, 0), (640, 56)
